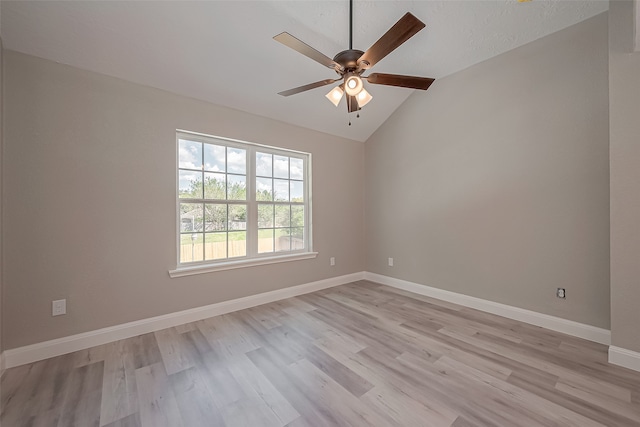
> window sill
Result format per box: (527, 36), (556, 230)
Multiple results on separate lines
(168, 252), (318, 278)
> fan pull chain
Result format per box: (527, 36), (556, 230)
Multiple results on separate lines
(348, 111), (361, 126)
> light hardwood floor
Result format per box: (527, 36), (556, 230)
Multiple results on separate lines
(2, 281), (640, 426)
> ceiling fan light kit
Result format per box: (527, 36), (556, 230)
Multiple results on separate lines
(274, 0), (435, 118)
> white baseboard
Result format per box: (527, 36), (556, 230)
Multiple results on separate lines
(609, 346), (640, 372)
(364, 272), (611, 346)
(3, 272), (365, 369)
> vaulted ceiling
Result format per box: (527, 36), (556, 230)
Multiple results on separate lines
(1, 1), (608, 141)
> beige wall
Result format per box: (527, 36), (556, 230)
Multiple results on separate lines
(610, 1), (640, 352)
(365, 14), (610, 328)
(2, 50), (364, 350)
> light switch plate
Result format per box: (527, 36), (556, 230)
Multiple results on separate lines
(52, 299), (67, 316)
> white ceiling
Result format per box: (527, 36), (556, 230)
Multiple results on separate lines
(1, 1), (608, 142)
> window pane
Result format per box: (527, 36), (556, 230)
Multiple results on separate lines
(274, 179), (289, 202)
(228, 205), (247, 230)
(180, 203), (203, 232)
(205, 232), (227, 260)
(256, 177), (273, 201)
(258, 229), (274, 253)
(273, 155), (289, 179)
(203, 144), (225, 172)
(228, 175), (247, 200)
(227, 148), (246, 174)
(258, 204), (274, 228)
(204, 204), (226, 231)
(275, 228), (291, 252)
(256, 152), (272, 177)
(291, 227), (304, 250)
(180, 233), (204, 262)
(291, 205), (304, 228)
(290, 181), (304, 202)
(275, 205), (290, 228)
(179, 139), (202, 170)
(290, 158), (304, 180)
(204, 173), (226, 200)
(179, 170), (202, 199)
(229, 231), (247, 257)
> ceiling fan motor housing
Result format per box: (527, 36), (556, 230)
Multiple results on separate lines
(333, 49), (365, 74)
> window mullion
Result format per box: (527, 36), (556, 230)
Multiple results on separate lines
(304, 155), (311, 252)
(246, 147), (258, 258)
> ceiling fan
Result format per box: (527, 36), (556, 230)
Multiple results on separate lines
(274, 0), (435, 114)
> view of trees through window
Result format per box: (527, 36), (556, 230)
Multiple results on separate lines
(177, 134), (308, 264)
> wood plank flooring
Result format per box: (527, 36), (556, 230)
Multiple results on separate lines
(2, 280), (640, 426)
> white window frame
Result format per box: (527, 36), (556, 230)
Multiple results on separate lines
(169, 130), (316, 278)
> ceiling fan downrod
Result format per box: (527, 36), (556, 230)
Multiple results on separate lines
(349, 0), (353, 50)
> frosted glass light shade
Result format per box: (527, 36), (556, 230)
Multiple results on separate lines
(325, 85), (344, 107)
(344, 75), (363, 96)
(356, 88), (373, 107)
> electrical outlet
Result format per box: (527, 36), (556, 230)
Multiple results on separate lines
(556, 288), (566, 299)
(388, 257), (394, 267)
(52, 299), (67, 316)
(330, 257), (335, 266)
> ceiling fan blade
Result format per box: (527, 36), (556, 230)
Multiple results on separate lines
(278, 79), (339, 97)
(346, 95), (360, 113)
(357, 13), (425, 70)
(366, 73), (435, 90)
(274, 32), (343, 71)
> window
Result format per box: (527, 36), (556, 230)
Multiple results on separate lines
(174, 131), (313, 274)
